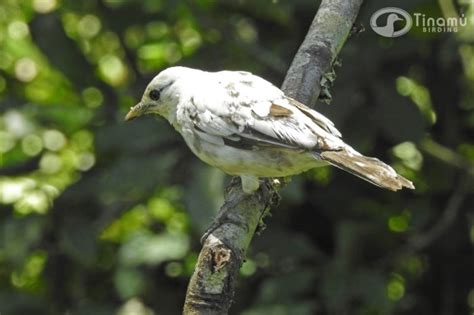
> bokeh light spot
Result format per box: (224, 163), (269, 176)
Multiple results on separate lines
(82, 87), (103, 108)
(22, 134), (43, 156)
(167, 213), (188, 233)
(16, 191), (49, 215)
(148, 197), (174, 221)
(235, 18), (258, 43)
(98, 55), (127, 86)
(78, 15), (101, 39)
(117, 298), (153, 315)
(0, 178), (36, 204)
(240, 259), (257, 277)
(387, 275), (405, 301)
(8, 21), (29, 40)
(392, 142), (423, 170)
(43, 184), (60, 199)
(4, 111), (33, 137)
(179, 28), (202, 54)
(33, 0), (57, 13)
(138, 43), (165, 60)
(146, 21), (169, 39)
(10, 251), (47, 290)
(402, 255), (424, 277)
(164, 43), (182, 64)
(388, 211), (411, 233)
(75, 152), (95, 171)
(39, 153), (62, 174)
(311, 166), (332, 184)
(71, 130), (94, 151)
(62, 12), (80, 38)
(165, 262), (183, 277)
(14, 58), (38, 82)
(43, 130), (66, 151)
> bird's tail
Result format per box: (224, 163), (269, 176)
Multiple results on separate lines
(319, 149), (414, 191)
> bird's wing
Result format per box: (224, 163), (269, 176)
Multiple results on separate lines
(184, 71), (344, 152)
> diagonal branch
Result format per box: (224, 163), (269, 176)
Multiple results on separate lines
(183, 1), (364, 314)
(282, 1), (364, 106)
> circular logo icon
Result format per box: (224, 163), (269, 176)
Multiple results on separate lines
(370, 7), (413, 38)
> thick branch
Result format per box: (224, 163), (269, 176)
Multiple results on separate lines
(183, 178), (278, 314)
(282, 0), (364, 106)
(183, 1), (364, 314)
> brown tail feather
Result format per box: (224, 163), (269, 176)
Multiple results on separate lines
(320, 150), (415, 191)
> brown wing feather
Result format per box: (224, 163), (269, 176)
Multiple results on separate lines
(286, 97), (342, 138)
(269, 103), (293, 117)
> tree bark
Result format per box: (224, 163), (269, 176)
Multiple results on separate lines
(182, 1), (364, 314)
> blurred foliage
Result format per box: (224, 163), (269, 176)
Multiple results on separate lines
(0, 0), (473, 314)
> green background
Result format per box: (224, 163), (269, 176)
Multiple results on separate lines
(0, 0), (473, 314)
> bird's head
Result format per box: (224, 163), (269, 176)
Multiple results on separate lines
(125, 67), (191, 121)
(387, 13), (403, 23)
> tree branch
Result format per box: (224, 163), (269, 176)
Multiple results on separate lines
(282, 0), (364, 106)
(183, 1), (364, 314)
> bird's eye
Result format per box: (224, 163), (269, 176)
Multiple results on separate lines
(149, 89), (160, 101)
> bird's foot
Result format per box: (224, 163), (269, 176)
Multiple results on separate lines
(241, 175), (260, 194)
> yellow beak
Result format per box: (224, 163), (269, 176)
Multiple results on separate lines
(124, 104), (142, 121)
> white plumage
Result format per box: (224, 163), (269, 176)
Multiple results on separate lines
(126, 67), (414, 193)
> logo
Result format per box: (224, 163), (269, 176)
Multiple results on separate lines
(370, 7), (468, 37)
(370, 7), (413, 38)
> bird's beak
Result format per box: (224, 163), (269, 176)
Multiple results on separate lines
(125, 103), (143, 121)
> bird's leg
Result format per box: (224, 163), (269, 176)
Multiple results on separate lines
(200, 176), (280, 244)
(241, 175), (260, 194)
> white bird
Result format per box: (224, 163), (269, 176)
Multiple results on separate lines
(125, 67), (414, 194)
